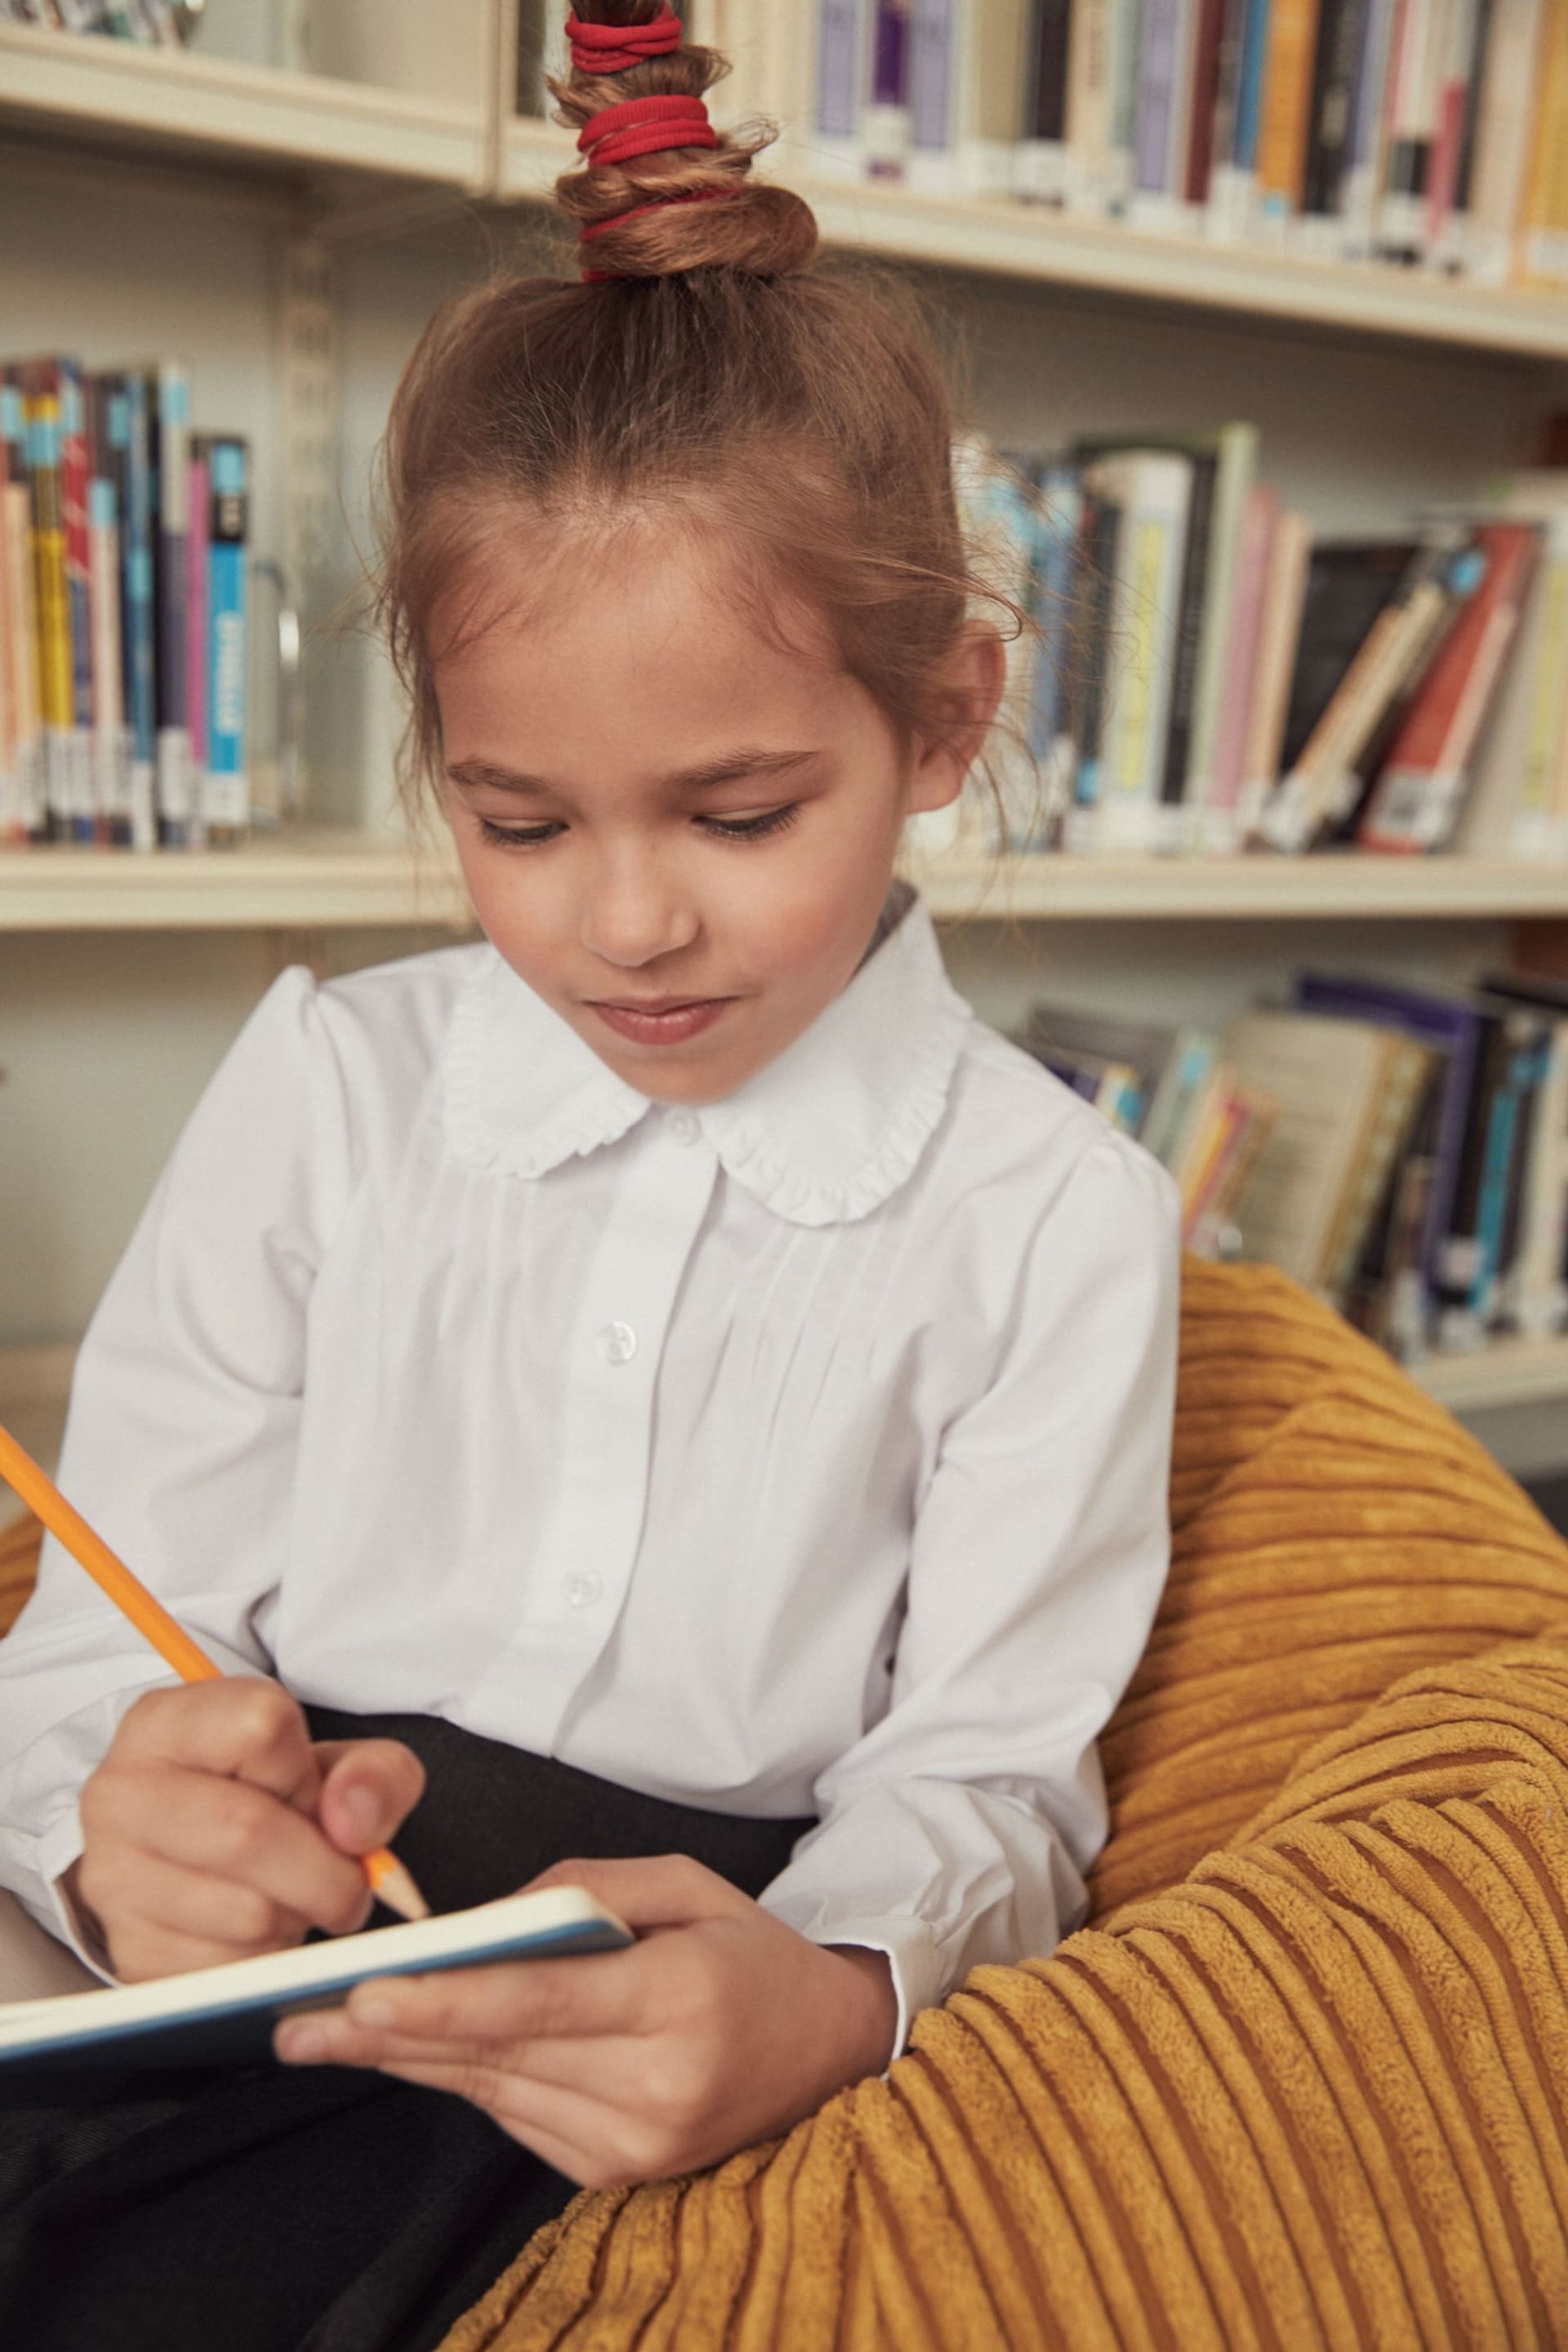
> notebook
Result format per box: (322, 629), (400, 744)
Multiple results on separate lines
(0, 1886), (631, 2100)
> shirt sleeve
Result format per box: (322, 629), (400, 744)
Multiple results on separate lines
(757, 1135), (1182, 2063)
(0, 965), (350, 1965)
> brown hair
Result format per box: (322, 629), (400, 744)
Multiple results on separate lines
(376, 0), (1038, 849)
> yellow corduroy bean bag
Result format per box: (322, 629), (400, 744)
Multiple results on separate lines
(6, 1259), (1568, 2348)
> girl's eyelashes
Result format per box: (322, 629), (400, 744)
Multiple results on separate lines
(475, 805), (802, 851)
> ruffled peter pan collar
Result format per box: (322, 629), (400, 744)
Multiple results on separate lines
(440, 879), (973, 1228)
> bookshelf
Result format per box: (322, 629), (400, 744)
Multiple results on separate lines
(500, 114), (1568, 365)
(0, 16), (489, 193)
(4, 7), (1568, 1468)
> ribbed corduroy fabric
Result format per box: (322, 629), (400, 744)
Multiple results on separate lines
(7, 1258), (1568, 2347)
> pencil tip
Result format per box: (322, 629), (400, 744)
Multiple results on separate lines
(367, 1852), (431, 1922)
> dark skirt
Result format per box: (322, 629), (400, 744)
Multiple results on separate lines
(0, 1708), (814, 2352)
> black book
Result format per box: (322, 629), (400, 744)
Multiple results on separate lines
(1280, 539), (1417, 773)
(1301, 0), (1368, 220)
(1073, 489), (1122, 799)
(1025, 0), (1073, 142)
(1160, 451), (1218, 806)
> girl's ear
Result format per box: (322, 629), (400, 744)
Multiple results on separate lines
(903, 622), (1009, 815)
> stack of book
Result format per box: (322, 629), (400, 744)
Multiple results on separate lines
(941, 429), (1568, 862)
(516, 3), (1568, 292)
(0, 358), (251, 853)
(1018, 965), (1568, 1357)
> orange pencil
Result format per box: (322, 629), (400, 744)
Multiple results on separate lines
(0, 1419), (428, 1924)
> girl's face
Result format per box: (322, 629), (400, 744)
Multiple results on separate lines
(435, 532), (1002, 1106)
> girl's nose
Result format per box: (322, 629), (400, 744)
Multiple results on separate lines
(579, 861), (701, 969)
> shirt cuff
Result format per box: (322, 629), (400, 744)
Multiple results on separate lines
(30, 1807), (120, 1984)
(774, 1907), (941, 2074)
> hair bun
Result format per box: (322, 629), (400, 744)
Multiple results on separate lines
(550, 2), (819, 283)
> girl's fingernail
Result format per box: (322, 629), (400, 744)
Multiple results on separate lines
(278, 2023), (326, 2061)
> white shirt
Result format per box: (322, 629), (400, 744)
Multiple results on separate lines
(0, 880), (1180, 2053)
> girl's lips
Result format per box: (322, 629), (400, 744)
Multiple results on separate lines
(589, 998), (733, 1046)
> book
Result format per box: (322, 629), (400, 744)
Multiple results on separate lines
(1219, 1009), (1431, 1290)
(1207, 0), (1272, 234)
(1254, 0), (1321, 230)
(1260, 532), (1469, 852)
(1377, 0), (1440, 260)
(1466, 0), (1544, 281)
(1356, 521), (1539, 852)
(1298, 0), (1369, 244)
(1079, 448), (1194, 847)
(56, 358), (96, 844)
(817, 0), (870, 177)
(1017, 0), (1073, 198)
(862, 1), (913, 176)
(200, 435), (250, 845)
(909, 0), (961, 188)
(1065, 0), (1114, 205)
(1129, 0), (1198, 225)
(1205, 482), (1277, 841)
(154, 359), (192, 846)
(1237, 501), (1311, 835)
(0, 1887), (632, 2098)
(955, 0), (1033, 191)
(1480, 971), (1568, 1334)
(1183, 0), (1229, 203)
(185, 440), (209, 844)
(1516, 0), (1568, 283)
(1339, 0), (1396, 253)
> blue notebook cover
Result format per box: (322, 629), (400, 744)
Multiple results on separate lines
(0, 1887), (631, 2102)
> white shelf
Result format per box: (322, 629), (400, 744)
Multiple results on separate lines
(908, 851), (1568, 920)
(501, 118), (1568, 363)
(8, 839), (1568, 931)
(0, 21), (485, 189)
(0, 831), (472, 931)
(1414, 1338), (1568, 1415)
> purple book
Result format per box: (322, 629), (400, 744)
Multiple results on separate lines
(909, 0), (953, 152)
(817, 0), (864, 139)
(1134, 0), (1183, 193)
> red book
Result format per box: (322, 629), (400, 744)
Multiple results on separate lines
(1183, 0), (1229, 204)
(1356, 522), (1542, 854)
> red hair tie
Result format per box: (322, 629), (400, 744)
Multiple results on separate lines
(565, 6), (683, 76)
(578, 93), (715, 167)
(579, 185), (743, 281)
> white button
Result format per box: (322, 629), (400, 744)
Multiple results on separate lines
(666, 1110), (699, 1145)
(563, 1569), (603, 1610)
(598, 1321), (637, 1365)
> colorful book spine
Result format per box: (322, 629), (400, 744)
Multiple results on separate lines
(116, 370), (158, 854)
(154, 360), (191, 845)
(1205, 483), (1278, 838)
(1023, 465), (1084, 843)
(862, 0), (913, 175)
(1377, 0), (1440, 258)
(1357, 521), (1539, 852)
(816, 0), (869, 175)
(1105, 0), (1148, 207)
(0, 383), (42, 846)
(56, 360), (96, 843)
(1130, 0), (1189, 212)
(1183, 421), (1260, 821)
(1091, 451), (1194, 845)
(1254, 0), (1322, 228)
(1298, 0), (1369, 243)
(1183, 0), (1229, 202)
(21, 376), (73, 844)
(1516, 0), (1568, 283)
(185, 443), (210, 845)
(201, 438), (249, 845)
(909, 0), (960, 188)
(1339, 0), (1396, 253)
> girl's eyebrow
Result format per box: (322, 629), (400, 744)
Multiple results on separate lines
(445, 750), (817, 800)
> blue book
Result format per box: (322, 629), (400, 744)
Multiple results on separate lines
(200, 436), (249, 844)
(0, 1886), (630, 2102)
(1232, 0), (1272, 173)
(112, 371), (158, 853)
(154, 360), (191, 849)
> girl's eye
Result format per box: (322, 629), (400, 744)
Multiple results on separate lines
(476, 806), (802, 850)
(702, 804), (801, 841)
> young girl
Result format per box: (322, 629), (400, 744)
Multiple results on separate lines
(0, 7), (1179, 2345)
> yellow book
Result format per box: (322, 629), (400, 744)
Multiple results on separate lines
(1255, 0), (1321, 220)
(1517, 0), (1568, 283)
(23, 391), (71, 741)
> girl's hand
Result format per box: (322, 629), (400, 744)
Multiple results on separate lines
(274, 1855), (898, 2187)
(68, 1679), (425, 1983)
